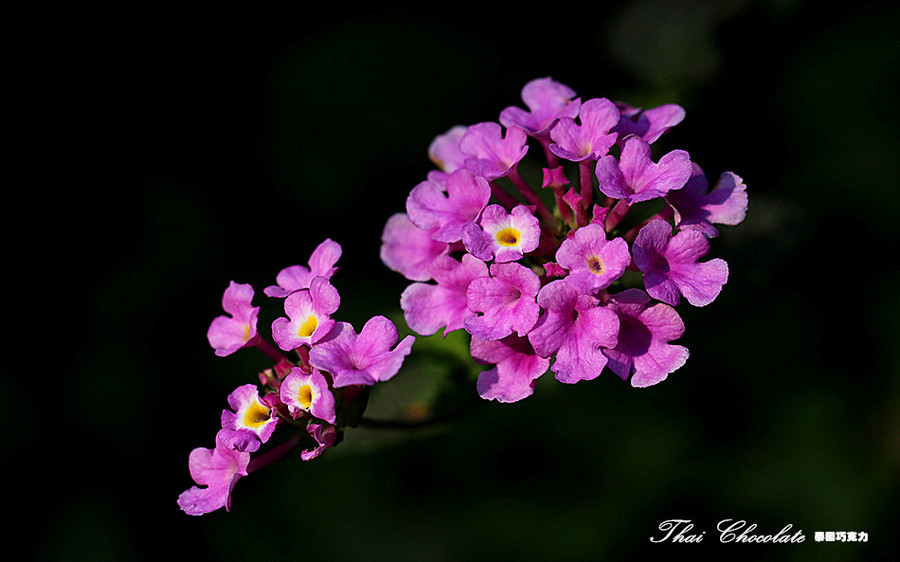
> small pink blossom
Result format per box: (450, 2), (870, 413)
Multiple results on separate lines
(264, 239), (342, 298)
(207, 281), (259, 357)
(221, 384), (279, 444)
(280, 368), (336, 424)
(271, 276), (341, 351)
(177, 429), (260, 516)
(406, 168), (492, 243)
(309, 316), (415, 387)
(499, 76), (582, 137)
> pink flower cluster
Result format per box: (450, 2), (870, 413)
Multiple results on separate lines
(381, 77), (747, 403)
(178, 240), (415, 516)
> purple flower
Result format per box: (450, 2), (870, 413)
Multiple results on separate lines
(309, 316), (415, 387)
(461, 204), (540, 263)
(666, 164), (748, 238)
(264, 239), (342, 298)
(406, 168), (492, 243)
(280, 367), (336, 424)
(400, 253), (488, 337)
(595, 135), (692, 204)
(472, 335), (550, 403)
(549, 97), (620, 161)
(555, 223), (631, 295)
(527, 280), (620, 384)
(633, 219), (729, 307)
(613, 102), (685, 144)
(177, 429), (261, 516)
(464, 262), (541, 341)
(221, 384), (279, 444)
(207, 281), (259, 357)
(428, 125), (469, 175)
(380, 212), (450, 282)
(499, 76), (582, 138)
(602, 289), (689, 387)
(459, 122), (529, 180)
(301, 423), (339, 461)
(271, 276), (341, 351)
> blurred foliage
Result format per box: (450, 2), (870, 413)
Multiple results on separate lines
(20, 1), (900, 560)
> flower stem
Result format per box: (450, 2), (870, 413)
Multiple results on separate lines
(579, 160), (595, 206)
(253, 335), (288, 365)
(490, 180), (520, 209)
(605, 199), (631, 233)
(508, 168), (558, 229)
(247, 435), (300, 474)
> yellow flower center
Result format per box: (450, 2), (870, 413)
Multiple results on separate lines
(242, 323), (252, 342)
(495, 227), (520, 247)
(587, 255), (605, 275)
(297, 315), (318, 338)
(297, 384), (314, 410)
(243, 401), (271, 429)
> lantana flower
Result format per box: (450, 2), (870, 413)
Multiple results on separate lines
(271, 276), (341, 351)
(548, 97), (620, 161)
(221, 384), (279, 444)
(499, 76), (582, 138)
(406, 168), (492, 243)
(400, 253), (488, 337)
(613, 102), (686, 144)
(177, 429), (261, 516)
(264, 238), (342, 298)
(464, 262), (541, 341)
(379, 213), (450, 282)
(459, 122), (529, 180)
(555, 223), (631, 295)
(632, 219), (729, 307)
(528, 280), (620, 383)
(595, 135), (693, 204)
(280, 367), (336, 424)
(301, 423), (339, 461)
(428, 125), (469, 176)
(471, 335), (550, 403)
(602, 289), (689, 388)
(461, 204), (540, 263)
(207, 281), (259, 357)
(666, 164), (748, 238)
(309, 316), (415, 387)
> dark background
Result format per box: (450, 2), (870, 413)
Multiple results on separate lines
(13, 0), (899, 560)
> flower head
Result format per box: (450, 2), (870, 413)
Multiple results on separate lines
(207, 281), (259, 357)
(461, 204), (540, 263)
(633, 219), (729, 307)
(221, 384), (279, 443)
(309, 316), (415, 387)
(280, 368), (336, 424)
(177, 429), (261, 516)
(271, 276), (341, 351)
(602, 289), (689, 387)
(264, 239), (342, 298)
(555, 223), (631, 295)
(595, 135), (692, 204)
